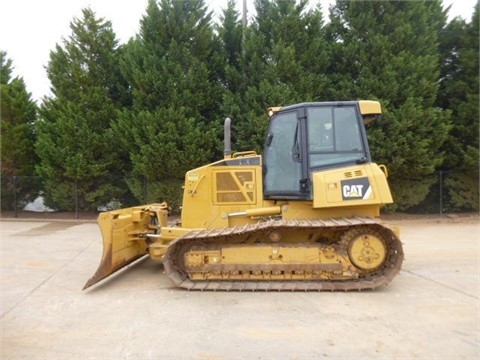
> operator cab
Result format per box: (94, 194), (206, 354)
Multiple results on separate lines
(263, 101), (380, 200)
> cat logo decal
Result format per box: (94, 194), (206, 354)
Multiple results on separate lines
(341, 177), (372, 200)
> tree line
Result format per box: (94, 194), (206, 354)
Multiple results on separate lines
(1, 0), (478, 213)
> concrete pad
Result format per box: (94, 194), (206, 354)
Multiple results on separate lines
(1, 217), (479, 359)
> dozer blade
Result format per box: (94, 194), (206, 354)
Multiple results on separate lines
(83, 204), (167, 290)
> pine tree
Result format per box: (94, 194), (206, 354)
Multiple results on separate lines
(217, 0), (244, 92)
(36, 8), (129, 211)
(220, 0), (330, 153)
(113, 0), (222, 210)
(438, 2), (479, 211)
(326, 0), (451, 211)
(0, 51), (39, 210)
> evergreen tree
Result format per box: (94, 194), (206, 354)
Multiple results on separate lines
(113, 0), (222, 210)
(0, 51), (39, 210)
(217, 0), (244, 92)
(326, 0), (451, 211)
(36, 8), (129, 211)
(220, 0), (330, 153)
(437, 3), (479, 211)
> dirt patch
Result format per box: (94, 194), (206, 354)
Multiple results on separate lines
(12, 221), (81, 236)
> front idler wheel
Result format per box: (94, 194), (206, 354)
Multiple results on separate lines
(342, 228), (387, 272)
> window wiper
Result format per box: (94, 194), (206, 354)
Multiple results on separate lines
(355, 157), (368, 164)
(266, 133), (273, 146)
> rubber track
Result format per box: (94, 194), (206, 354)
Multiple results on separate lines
(163, 217), (404, 291)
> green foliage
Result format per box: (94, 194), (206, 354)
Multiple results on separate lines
(327, 0), (451, 210)
(445, 169), (479, 212)
(0, 51), (40, 209)
(35, 8), (130, 211)
(113, 107), (216, 210)
(369, 98), (451, 211)
(221, 0), (329, 153)
(6, 0), (479, 214)
(123, 0), (223, 120)
(217, 0), (244, 90)
(113, 0), (222, 207)
(437, 2), (479, 211)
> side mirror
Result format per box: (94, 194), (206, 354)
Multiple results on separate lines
(363, 114), (382, 126)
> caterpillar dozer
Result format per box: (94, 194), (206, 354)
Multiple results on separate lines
(84, 101), (403, 291)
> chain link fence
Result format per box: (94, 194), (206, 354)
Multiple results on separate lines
(1, 175), (142, 219)
(1, 171), (477, 218)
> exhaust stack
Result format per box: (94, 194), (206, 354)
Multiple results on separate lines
(224, 117), (232, 159)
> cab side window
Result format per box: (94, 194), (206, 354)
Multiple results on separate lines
(307, 106), (365, 168)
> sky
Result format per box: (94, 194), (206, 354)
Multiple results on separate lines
(0, 0), (477, 103)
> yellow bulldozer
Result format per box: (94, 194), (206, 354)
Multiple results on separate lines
(84, 100), (403, 291)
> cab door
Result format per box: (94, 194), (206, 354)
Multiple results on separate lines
(263, 110), (305, 199)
